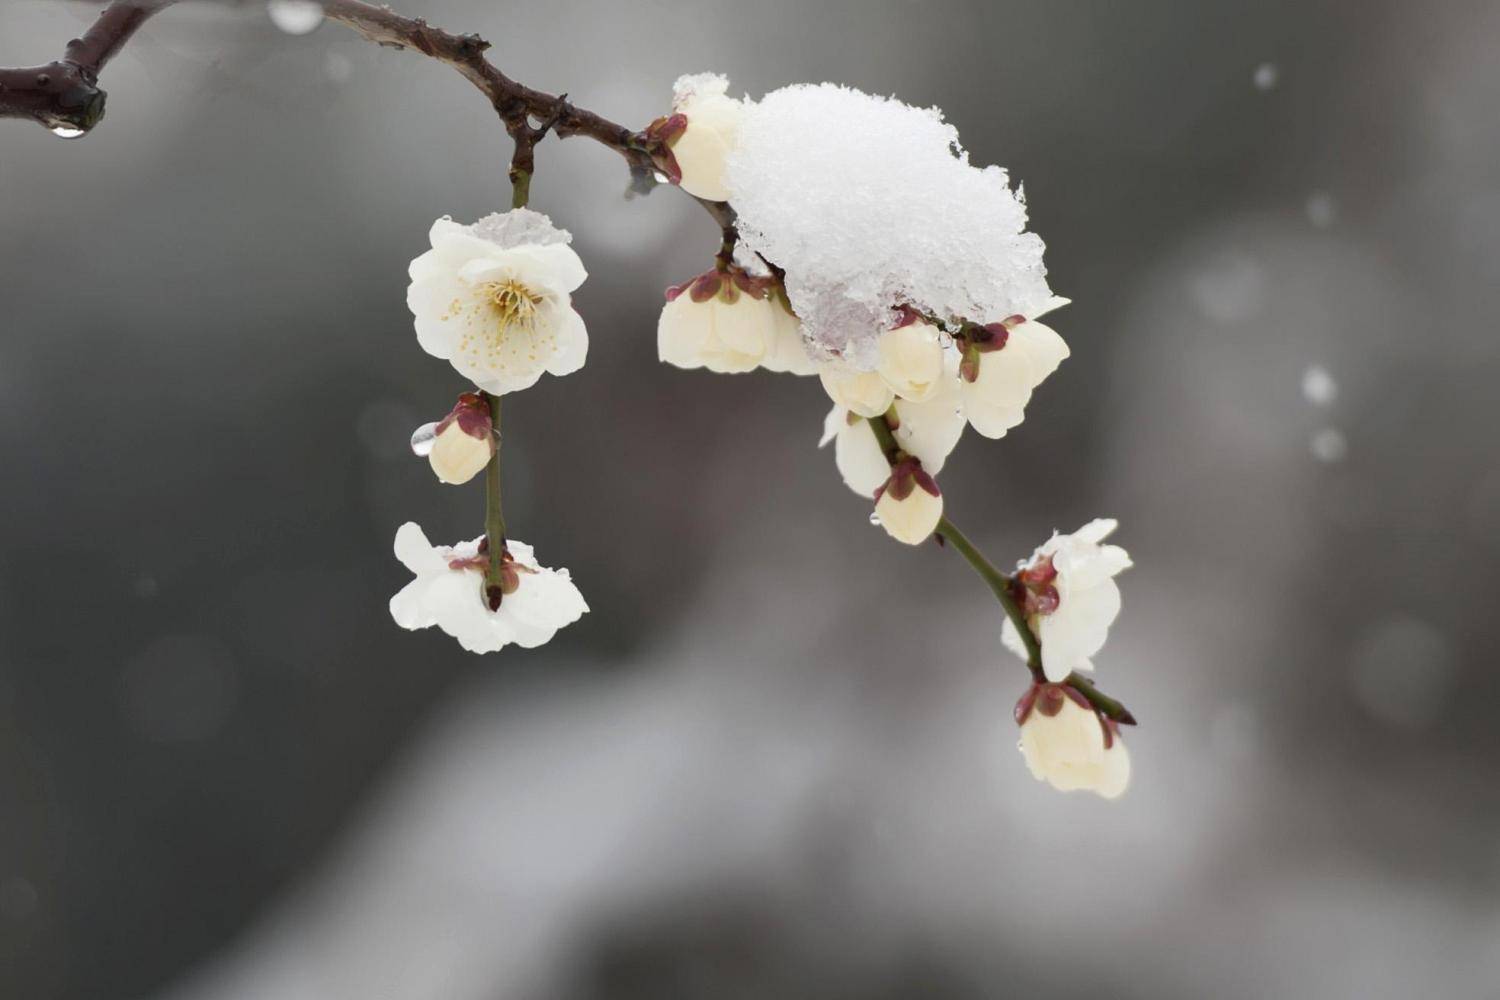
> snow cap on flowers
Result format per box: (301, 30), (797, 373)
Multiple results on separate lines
(389, 522), (587, 654)
(1003, 518), (1132, 682)
(726, 82), (1053, 365)
(1016, 682), (1130, 799)
(407, 209), (588, 396)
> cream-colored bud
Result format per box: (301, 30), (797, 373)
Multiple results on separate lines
(1018, 694), (1130, 799)
(876, 321), (946, 401)
(428, 420), (493, 485)
(874, 481), (943, 545)
(658, 292), (775, 373)
(820, 367), (895, 418)
(672, 93), (745, 202)
(961, 319), (1070, 439)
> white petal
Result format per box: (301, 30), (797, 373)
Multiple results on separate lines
(1039, 578), (1121, 681)
(834, 416), (891, 497)
(393, 522), (445, 575)
(874, 487), (942, 545)
(546, 308), (589, 376)
(1011, 319), (1070, 384)
(406, 274), (474, 360)
(658, 297), (709, 369)
(1001, 617), (1030, 662)
(876, 322), (946, 402)
(819, 404), (845, 449)
(892, 389), (966, 475)
(503, 243), (588, 295)
(389, 578), (437, 630)
(821, 368), (894, 419)
(960, 348), (1037, 439)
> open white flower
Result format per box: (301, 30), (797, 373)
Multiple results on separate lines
(876, 317), (947, 401)
(1002, 518), (1132, 682)
(407, 209), (588, 396)
(655, 73), (748, 202)
(1016, 683), (1130, 799)
(389, 522), (587, 654)
(658, 270), (782, 374)
(959, 297), (1071, 438)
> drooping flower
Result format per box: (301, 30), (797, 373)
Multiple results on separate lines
(958, 297), (1071, 439)
(658, 268), (789, 373)
(873, 457), (943, 545)
(425, 393), (494, 485)
(819, 394), (965, 498)
(389, 522), (587, 654)
(1014, 682), (1131, 799)
(649, 74), (748, 202)
(407, 209), (588, 396)
(1002, 518), (1132, 682)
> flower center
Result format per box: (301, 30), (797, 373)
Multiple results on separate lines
(484, 279), (544, 328)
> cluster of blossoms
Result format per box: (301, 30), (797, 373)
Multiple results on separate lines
(649, 75), (1137, 798)
(395, 209), (590, 652)
(388, 72), (1137, 800)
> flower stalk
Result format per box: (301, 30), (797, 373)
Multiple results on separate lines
(482, 390), (507, 607)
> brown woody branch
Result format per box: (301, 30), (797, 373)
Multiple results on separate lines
(0, 0), (736, 227)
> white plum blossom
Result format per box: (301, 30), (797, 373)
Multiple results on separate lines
(425, 393), (493, 486)
(652, 73), (748, 202)
(1016, 683), (1131, 799)
(873, 458), (943, 545)
(389, 522), (587, 654)
(659, 269), (795, 374)
(958, 297), (1071, 439)
(758, 294), (819, 376)
(1003, 518), (1132, 682)
(875, 317), (947, 402)
(407, 209), (588, 396)
(819, 365), (895, 419)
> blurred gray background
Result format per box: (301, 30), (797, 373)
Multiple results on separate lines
(3, 0), (1499, 997)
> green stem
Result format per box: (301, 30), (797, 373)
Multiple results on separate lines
(482, 391), (506, 600)
(933, 516), (1042, 676)
(510, 169), (531, 209)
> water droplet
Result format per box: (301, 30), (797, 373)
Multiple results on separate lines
(652, 170), (669, 184)
(1253, 62), (1279, 91)
(50, 125), (85, 139)
(1310, 427), (1347, 463)
(1306, 191), (1336, 228)
(868, 511), (882, 526)
(267, 0), (324, 35)
(1301, 365), (1338, 407)
(410, 421), (439, 456)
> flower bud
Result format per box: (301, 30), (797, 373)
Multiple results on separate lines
(658, 269), (777, 373)
(820, 365), (895, 418)
(876, 317), (946, 401)
(655, 74), (747, 202)
(872, 458), (942, 545)
(427, 393), (494, 485)
(959, 315), (1069, 439)
(1015, 682), (1130, 799)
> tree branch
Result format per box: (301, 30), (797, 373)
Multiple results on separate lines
(0, 0), (173, 132)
